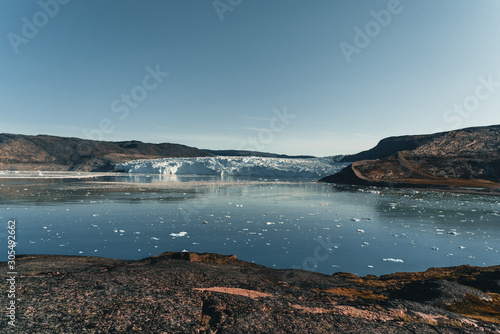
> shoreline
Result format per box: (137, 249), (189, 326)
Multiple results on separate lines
(320, 162), (500, 197)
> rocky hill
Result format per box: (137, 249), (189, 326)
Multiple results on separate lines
(2, 252), (498, 333)
(341, 133), (443, 162)
(0, 134), (212, 172)
(321, 125), (500, 191)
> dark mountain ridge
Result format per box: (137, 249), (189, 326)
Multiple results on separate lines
(341, 133), (443, 162)
(0, 133), (212, 172)
(202, 149), (316, 159)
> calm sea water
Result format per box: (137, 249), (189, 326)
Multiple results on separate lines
(1, 172), (499, 276)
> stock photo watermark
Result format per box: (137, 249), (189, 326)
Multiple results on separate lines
(238, 107), (295, 151)
(441, 74), (500, 129)
(213, 0), (243, 21)
(178, 200), (209, 224)
(291, 234), (335, 272)
(6, 219), (17, 327)
(7, 0), (71, 54)
(339, 0), (411, 64)
(82, 64), (169, 141)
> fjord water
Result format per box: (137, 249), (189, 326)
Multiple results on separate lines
(1, 172), (498, 276)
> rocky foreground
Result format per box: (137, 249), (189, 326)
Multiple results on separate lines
(1, 252), (499, 333)
(321, 125), (500, 192)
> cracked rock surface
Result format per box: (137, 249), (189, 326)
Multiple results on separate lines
(1, 252), (499, 333)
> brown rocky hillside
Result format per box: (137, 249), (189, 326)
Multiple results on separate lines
(321, 125), (500, 191)
(0, 133), (212, 172)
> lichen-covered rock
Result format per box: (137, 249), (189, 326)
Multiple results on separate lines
(1, 252), (499, 333)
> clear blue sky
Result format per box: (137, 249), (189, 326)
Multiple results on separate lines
(2, 0), (500, 156)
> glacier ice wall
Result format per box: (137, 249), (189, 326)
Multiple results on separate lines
(116, 156), (346, 178)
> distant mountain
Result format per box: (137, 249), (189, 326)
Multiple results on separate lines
(202, 149), (316, 159)
(0, 134), (212, 172)
(321, 125), (500, 191)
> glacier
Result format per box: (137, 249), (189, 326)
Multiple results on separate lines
(115, 156), (347, 178)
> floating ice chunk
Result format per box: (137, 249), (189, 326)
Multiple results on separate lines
(367, 265), (374, 268)
(119, 230), (125, 233)
(266, 222), (274, 225)
(382, 258), (404, 263)
(151, 237), (160, 240)
(170, 231), (188, 237)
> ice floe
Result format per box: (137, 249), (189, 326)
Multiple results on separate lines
(170, 231), (188, 237)
(382, 258), (404, 263)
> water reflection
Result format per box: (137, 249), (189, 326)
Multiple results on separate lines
(1, 173), (498, 276)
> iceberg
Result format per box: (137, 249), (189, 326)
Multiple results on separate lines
(116, 156), (347, 178)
